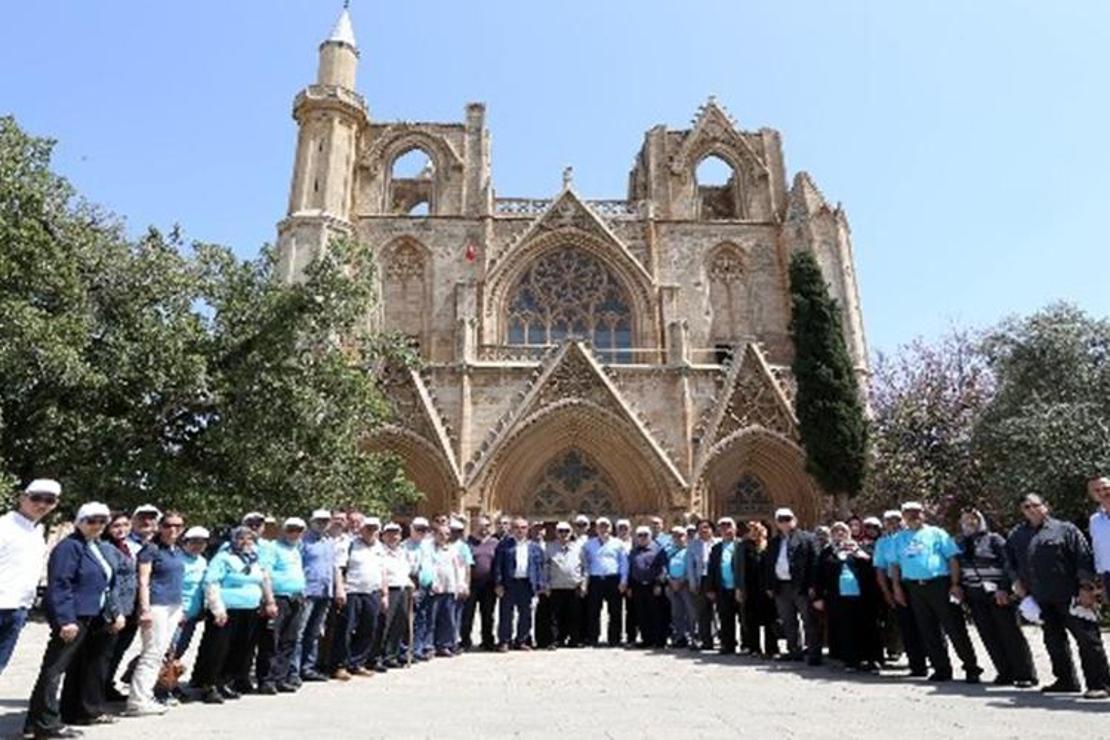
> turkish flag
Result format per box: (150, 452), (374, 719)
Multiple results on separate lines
(464, 241), (477, 262)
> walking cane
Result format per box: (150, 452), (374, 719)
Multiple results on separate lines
(406, 586), (415, 667)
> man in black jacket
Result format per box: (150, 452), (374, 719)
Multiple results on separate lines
(1007, 494), (1110, 699)
(764, 508), (821, 664)
(704, 518), (744, 655)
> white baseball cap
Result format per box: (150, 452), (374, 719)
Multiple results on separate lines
(241, 511), (265, 524)
(449, 518), (465, 530)
(556, 521), (572, 531)
(616, 518), (631, 528)
(574, 515), (590, 525)
(310, 508), (332, 521)
(774, 508), (795, 520)
(284, 517), (307, 530)
(412, 516), (430, 528)
(717, 517), (736, 528)
(76, 502), (110, 522)
(596, 517), (612, 527)
(365, 516), (382, 529)
(25, 479), (61, 497)
(635, 525), (651, 536)
(901, 501), (924, 513)
(133, 504), (162, 519)
(862, 517), (882, 528)
(670, 526), (685, 535)
(183, 526), (210, 540)
(882, 509), (903, 520)
(383, 522), (401, 532)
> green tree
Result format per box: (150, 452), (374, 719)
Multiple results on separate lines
(974, 303), (1110, 525)
(0, 115), (418, 522)
(861, 329), (995, 524)
(788, 250), (869, 510)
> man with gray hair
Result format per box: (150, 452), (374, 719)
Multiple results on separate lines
(493, 518), (547, 651)
(764, 507), (821, 665)
(544, 521), (586, 648)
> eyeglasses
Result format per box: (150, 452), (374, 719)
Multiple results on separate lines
(29, 494), (58, 505)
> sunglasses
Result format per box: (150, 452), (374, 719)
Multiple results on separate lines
(84, 516), (108, 525)
(29, 494), (58, 505)
(637, 533), (650, 538)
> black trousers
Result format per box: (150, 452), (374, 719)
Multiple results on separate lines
(1039, 599), (1110, 691)
(904, 577), (979, 675)
(105, 609), (138, 690)
(830, 596), (881, 667)
(549, 588), (582, 646)
(894, 601), (927, 672)
(741, 598), (777, 655)
(965, 588), (1036, 682)
(461, 580), (496, 649)
(535, 592), (553, 648)
(381, 587), (410, 661)
(261, 595), (304, 686)
(714, 589), (739, 653)
(692, 588), (715, 648)
(586, 575), (622, 646)
(26, 617), (110, 734)
(191, 609), (258, 689)
(630, 583), (664, 647)
(335, 592), (382, 669)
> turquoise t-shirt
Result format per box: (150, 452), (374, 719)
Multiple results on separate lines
(453, 539), (474, 567)
(838, 560), (861, 597)
(719, 541), (736, 590)
(873, 533), (896, 575)
(204, 550), (264, 610)
(668, 547), (687, 580)
(893, 525), (958, 581)
(270, 540), (306, 597)
(180, 552), (208, 619)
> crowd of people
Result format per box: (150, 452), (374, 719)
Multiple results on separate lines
(3, 476), (1110, 738)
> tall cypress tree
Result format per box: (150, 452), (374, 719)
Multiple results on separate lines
(788, 250), (869, 506)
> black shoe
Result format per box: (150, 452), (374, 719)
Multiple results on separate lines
(201, 687), (224, 705)
(928, 672), (953, 682)
(218, 684), (241, 700)
(992, 674), (1014, 686)
(257, 683), (278, 695)
(69, 715), (116, 726)
(301, 670), (328, 682)
(1014, 678), (1039, 689)
(231, 680), (255, 695)
(806, 656), (824, 667)
(965, 667), (983, 684)
(276, 682), (298, 693)
(104, 687), (127, 703)
(1041, 681), (1081, 694)
(33, 728), (84, 739)
(908, 668), (929, 677)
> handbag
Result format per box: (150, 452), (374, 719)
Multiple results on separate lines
(156, 653), (186, 691)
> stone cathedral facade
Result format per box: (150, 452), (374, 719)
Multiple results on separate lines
(275, 9), (868, 525)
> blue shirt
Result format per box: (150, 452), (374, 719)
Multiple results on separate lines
(893, 525), (959, 581)
(719, 541), (737, 590)
(270, 539), (306, 597)
(667, 546), (687, 580)
(180, 552), (207, 619)
(838, 560), (861, 597)
(300, 530), (336, 598)
(405, 538), (435, 589)
(138, 541), (185, 607)
(873, 532), (899, 576)
(582, 537), (629, 582)
(204, 550), (264, 610)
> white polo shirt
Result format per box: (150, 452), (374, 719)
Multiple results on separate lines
(345, 538), (387, 594)
(0, 511), (46, 609)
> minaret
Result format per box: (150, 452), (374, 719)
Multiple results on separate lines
(276, 5), (369, 283)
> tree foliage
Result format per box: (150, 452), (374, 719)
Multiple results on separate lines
(788, 250), (869, 502)
(0, 115), (418, 523)
(974, 303), (1110, 525)
(861, 330), (994, 524)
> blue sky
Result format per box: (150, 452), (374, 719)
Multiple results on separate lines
(2, 1), (1106, 353)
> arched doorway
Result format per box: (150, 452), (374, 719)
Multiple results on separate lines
(363, 428), (459, 517)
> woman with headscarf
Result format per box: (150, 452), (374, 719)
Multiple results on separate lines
(189, 526), (277, 704)
(25, 502), (125, 738)
(955, 508), (1037, 687)
(739, 521), (778, 657)
(814, 521), (881, 672)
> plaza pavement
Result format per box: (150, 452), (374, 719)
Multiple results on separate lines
(1, 619), (1108, 739)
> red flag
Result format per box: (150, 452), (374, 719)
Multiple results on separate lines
(464, 241), (477, 262)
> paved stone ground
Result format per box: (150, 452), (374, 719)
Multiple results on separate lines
(2, 619), (1109, 739)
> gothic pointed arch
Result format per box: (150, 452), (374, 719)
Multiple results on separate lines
(706, 242), (753, 343)
(363, 428), (459, 516)
(378, 236), (433, 354)
(698, 428), (821, 525)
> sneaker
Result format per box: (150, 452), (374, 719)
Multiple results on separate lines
(256, 683), (278, 695)
(124, 704), (168, 717)
(1083, 688), (1109, 700)
(332, 668), (352, 681)
(349, 666), (372, 677)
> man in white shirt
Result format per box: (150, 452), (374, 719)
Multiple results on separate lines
(0, 479), (61, 674)
(379, 522), (414, 669)
(333, 517), (388, 679)
(1087, 476), (1110, 593)
(684, 518), (718, 650)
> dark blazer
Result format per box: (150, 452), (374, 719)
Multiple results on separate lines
(704, 540), (745, 594)
(45, 533), (117, 629)
(763, 529), (819, 592)
(493, 536), (547, 591)
(740, 540), (777, 621)
(102, 540), (137, 618)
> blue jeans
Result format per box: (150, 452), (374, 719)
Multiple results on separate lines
(0, 607), (29, 674)
(431, 593), (459, 651)
(172, 614), (200, 659)
(498, 578), (534, 646)
(295, 596), (332, 676)
(410, 588), (433, 655)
